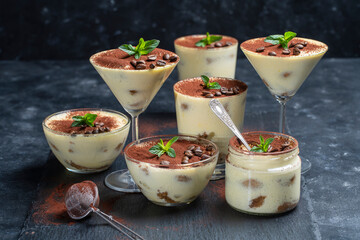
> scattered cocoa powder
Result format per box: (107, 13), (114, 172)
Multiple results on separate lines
(175, 35), (238, 49)
(174, 78), (247, 98)
(91, 48), (179, 69)
(241, 37), (327, 57)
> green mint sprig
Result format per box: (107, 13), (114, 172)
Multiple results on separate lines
(119, 38), (160, 59)
(201, 75), (221, 89)
(250, 135), (274, 153)
(264, 31), (297, 49)
(195, 32), (222, 47)
(149, 136), (179, 158)
(71, 113), (97, 127)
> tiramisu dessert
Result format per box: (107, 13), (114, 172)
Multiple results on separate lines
(174, 76), (247, 179)
(90, 38), (179, 115)
(124, 135), (218, 206)
(225, 131), (301, 215)
(240, 32), (328, 97)
(43, 108), (130, 173)
(174, 33), (238, 80)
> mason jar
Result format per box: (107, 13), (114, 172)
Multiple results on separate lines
(225, 131), (301, 215)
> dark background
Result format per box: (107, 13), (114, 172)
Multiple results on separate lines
(0, 0), (359, 60)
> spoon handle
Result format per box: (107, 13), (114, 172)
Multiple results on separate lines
(92, 207), (144, 240)
(209, 99), (251, 151)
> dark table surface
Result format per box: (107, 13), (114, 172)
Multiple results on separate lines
(0, 59), (359, 240)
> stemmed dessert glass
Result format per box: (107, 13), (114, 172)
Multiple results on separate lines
(241, 37), (328, 174)
(90, 50), (178, 192)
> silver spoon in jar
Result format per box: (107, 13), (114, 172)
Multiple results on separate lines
(209, 99), (251, 151)
(65, 181), (144, 240)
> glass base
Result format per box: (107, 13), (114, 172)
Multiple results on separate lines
(301, 158), (311, 174)
(211, 163), (225, 180)
(65, 165), (111, 174)
(104, 169), (141, 193)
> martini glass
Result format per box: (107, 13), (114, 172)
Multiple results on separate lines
(90, 49), (179, 192)
(241, 37), (328, 174)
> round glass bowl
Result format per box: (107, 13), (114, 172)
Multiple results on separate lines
(225, 131), (301, 215)
(42, 108), (130, 173)
(124, 135), (219, 206)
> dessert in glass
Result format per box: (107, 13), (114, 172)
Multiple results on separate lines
(124, 135), (218, 206)
(90, 38), (179, 192)
(174, 76), (248, 180)
(174, 33), (238, 80)
(240, 32), (328, 173)
(226, 131), (301, 215)
(43, 108), (130, 173)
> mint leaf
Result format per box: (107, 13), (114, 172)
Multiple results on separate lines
(149, 136), (179, 158)
(119, 38), (160, 59)
(71, 113), (97, 127)
(250, 135), (274, 153)
(195, 32), (223, 47)
(201, 75), (222, 90)
(264, 31), (297, 50)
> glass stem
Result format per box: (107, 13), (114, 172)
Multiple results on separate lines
(279, 101), (286, 133)
(131, 115), (139, 141)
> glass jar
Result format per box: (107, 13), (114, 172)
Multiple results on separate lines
(225, 131), (301, 215)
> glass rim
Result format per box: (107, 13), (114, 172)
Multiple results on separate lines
(124, 134), (219, 167)
(229, 131), (299, 156)
(42, 108), (130, 137)
(89, 48), (180, 71)
(240, 37), (328, 59)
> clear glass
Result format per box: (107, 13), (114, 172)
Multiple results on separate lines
(124, 135), (219, 207)
(90, 51), (179, 192)
(42, 108), (130, 173)
(240, 38), (328, 174)
(225, 131), (301, 215)
(174, 77), (247, 180)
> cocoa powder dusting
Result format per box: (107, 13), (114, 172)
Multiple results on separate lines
(241, 37), (327, 57)
(174, 78), (247, 98)
(175, 35), (237, 49)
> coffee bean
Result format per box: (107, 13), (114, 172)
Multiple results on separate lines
(295, 44), (304, 49)
(289, 42), (295, 48)
(205, 93), (214, 98)
(137, 60), (145, 65)
(169, 56), (178, 62)
(268, 51), (276, 56)
(293, 48), (301, 55)
(202, 91), (211, 95)
(149, 63), (155, 69)
(225, 91), (234, 96)
(282, 142), (290, 147)
(187, 145), (195, 151)
(225, 41), (233, 46)
(220, 87), (228, 94)
(201, 154), (211, 160)
(160, 160), (170, 165)
(184, 150), (193, 158)
(92, 129), (99, 134)
(99, 127), (105, 132)
(163, 54), (170, 60)
(194, 148), (203, 156)
(85, 130), (92, 134)
(282, 49), (291, 55)
(136, 64), (146, 70)
(256, 47), (265, 52)
(156, 60), (166, 66)
(215, 91), (222, 96)
(104, 127), (110, 132)
(130, 60), (137, 68)
(70, 131), (77, 136)
(195, 146), (201, 151)
(206, 145), (213, 151)
(233, 88), (240, 94)
(215, 42), (222, 47)
(302, 41), (308, 47)
(181, 157), (189, 164)
(147, 55), (156, 61)
(267, 146), (273, 152)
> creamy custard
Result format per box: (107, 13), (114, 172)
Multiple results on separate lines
(43, 109), (130, 173)
(174, 35), (238, 80)
(240, 37), (328, 97)
(174, 77), (247, 168)
(90, 49), (179, 115)
(124, 136), (218, 206)
(225, 132), (301, 215)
